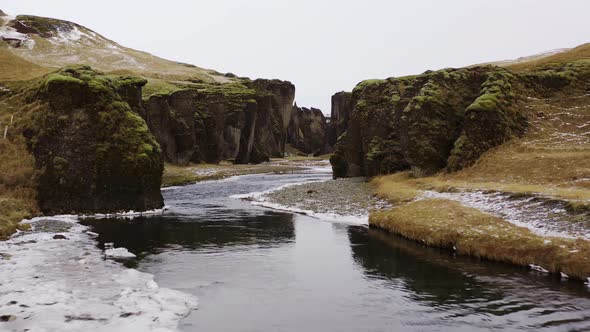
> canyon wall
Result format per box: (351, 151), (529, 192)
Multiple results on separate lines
(330, 66), (528, 178)
(143, 79), (295, 165)
(330, 63), (589, 178)
(287, 104), (330, 155)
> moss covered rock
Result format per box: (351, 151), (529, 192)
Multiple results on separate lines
(332, 61), (589, 178)
(24, 66), (163, 214)
(143, 78), (295, 165)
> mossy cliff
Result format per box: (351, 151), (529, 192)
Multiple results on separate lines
(287, 104), (330, 155)
(327, 91), (352, 147)
(23, 66), (164, 214)
(143, 78), (296, 165)
(331, 62), (589, 178)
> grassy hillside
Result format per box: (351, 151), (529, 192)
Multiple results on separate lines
(0, 12), (233, 84)
(505, 43), (590, 72)
(0, 47), (51, 81)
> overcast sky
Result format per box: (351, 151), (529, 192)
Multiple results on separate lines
(2, 0), (588, 113)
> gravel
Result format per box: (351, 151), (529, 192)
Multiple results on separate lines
(262, 177), (389, 217)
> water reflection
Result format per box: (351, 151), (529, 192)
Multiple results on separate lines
(349, 227), (590, 330)
(84, 211), (295, 259)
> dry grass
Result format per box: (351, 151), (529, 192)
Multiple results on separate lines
(0, 48), (52, 81)
(370, 199), (590, 280)
(505, 43), (590, 72)
(0, 138), (38, 239)
(370, 172), (421, 203)
(162, 162), (304, 187)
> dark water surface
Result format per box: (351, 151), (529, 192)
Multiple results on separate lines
(84, 169), (590, 332)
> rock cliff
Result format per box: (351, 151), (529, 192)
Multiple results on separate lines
(330, 63), (588, 178)
(327, 92), (352, 147)
(143, 79), (295, 165)
(287, 104), (329, 155)
(22, 66), (164, 214)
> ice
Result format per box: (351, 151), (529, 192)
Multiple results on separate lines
(0, 216), (197, 331)
(104, 244), (137, 259)
(529, 264), (550, 274)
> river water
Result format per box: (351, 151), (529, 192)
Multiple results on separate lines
(84, 168), (590, 332)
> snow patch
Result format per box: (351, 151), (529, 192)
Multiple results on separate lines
(104, 243), (137, 259)
(0, 217), (197, 331)
(422, 190), (589, 240)
(529, 264), (550, 274)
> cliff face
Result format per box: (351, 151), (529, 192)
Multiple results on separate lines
(327, 92), (352, 147)
(143, 79), (295, 165)
(287, 105), (329, 155)
(23, 66), (164, 214)
(331, 62), (589, 178)
(331, 66), (528, 178)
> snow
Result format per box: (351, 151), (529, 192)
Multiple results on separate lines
(529, 264), (550, 274)
(0, 216), (197, 331)
(104, 244), (137, 259)
(0, 25), (35, 48)
(422, 190), (590, 240)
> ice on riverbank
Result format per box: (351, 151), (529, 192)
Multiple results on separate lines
(422, 190), (590, 240)
(104, 243), (137, 259)
(0, 216), (197, 331)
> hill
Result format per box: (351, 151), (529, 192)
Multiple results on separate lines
(0, 11), (231, 83)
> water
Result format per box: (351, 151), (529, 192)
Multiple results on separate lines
(83, 169), (590, 331)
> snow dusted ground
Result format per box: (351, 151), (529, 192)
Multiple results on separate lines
(0, 216), (197, 332)
(423, 190), (590, 240)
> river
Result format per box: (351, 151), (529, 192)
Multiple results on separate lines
(83, 167), (590, 332)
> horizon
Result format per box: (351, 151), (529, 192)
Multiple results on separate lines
(1, 0), (589, 114)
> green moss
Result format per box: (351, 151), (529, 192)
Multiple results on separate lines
(26, 65), (164, 214)
(45, 74), (85, 88)
(142, 79), (181, 99)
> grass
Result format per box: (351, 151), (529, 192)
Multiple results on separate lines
(142, 78), (182, 99)
(506, 43), (590, 72)
(162, 161), (306, 187)
(370, 199), (590, 280)
(0, 138), (37, 239)
(370, 172), (421, 203)
(0, 48), (52, 81)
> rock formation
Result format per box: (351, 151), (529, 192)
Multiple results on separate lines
(327, 92), (352, 147)
(142, 79), (296, 165)
(330, 66), (528, 178)
(331, 62), (589, 178)
(23, 66), (164, 214)
(287, 104), (330, 155)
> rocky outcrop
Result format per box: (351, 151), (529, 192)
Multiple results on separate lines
(327, 92), (352, 147)
(331, 62), (590, 178)
(331, 66), (530, 178)
(23, 66), (164, 214)
(287, 104), (329, 155)
(143, 79), (295, 165)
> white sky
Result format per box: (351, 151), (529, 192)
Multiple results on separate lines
(2, 0), (589, 114)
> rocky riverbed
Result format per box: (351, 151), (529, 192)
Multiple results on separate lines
(241, 176), (390, 224)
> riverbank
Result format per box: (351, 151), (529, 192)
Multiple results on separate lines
(0, 216), (197, 331)
(162, 157), (330, 187)
(247, 166), (590, 281)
